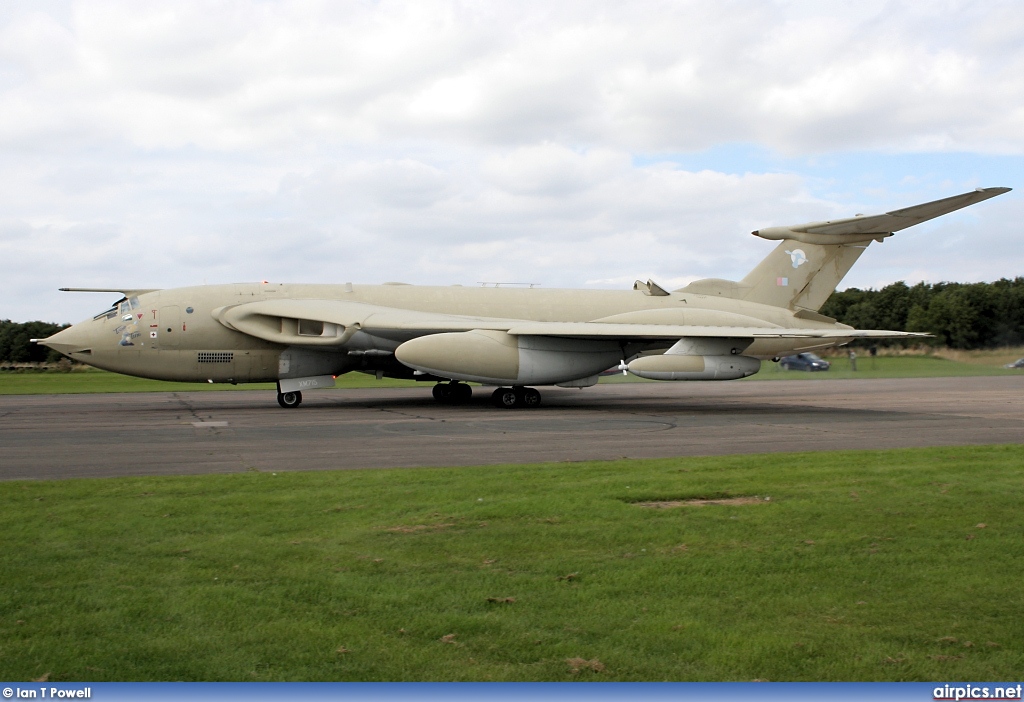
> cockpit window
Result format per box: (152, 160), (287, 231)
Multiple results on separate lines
(116, 297), (142, 320)
(94, 296), (128, 321)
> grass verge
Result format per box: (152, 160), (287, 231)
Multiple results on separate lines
(2, 445), (1022, 681)
(0, 368), (421, 395)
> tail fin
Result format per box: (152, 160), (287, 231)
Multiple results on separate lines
(679, 187), (1011, 312)
(735, 240), (868, 311)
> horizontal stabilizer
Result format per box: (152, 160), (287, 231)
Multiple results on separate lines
(60, 287), (161, 297)
(754, 187), (1010, 245)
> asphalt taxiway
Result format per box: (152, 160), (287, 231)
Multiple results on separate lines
(1, 376), (1021, 480)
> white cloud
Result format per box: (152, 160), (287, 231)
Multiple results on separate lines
(0, 0), (1021, 322)
(4, 1), (1023, 153)
(480, 144), (627, 196)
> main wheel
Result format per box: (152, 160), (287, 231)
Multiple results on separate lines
(277, 390), (302, 408)
(522, 387), (541, 407)
(432, 383), (453, 403)
(491, 387), (519, 408)
(451, 382), (472, 404)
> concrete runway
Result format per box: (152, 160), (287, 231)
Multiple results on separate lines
(1, 376), (1022, 480)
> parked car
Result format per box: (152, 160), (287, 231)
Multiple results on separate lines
(1004, 358), (1024, 369)
(778, 352), (831, 371)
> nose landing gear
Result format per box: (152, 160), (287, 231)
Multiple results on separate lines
(277, 390), (302, 408)
(491, 386), (541, 408)
(431, 382), (473, 405)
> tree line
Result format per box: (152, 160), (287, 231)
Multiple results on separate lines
(3, 278), (1023, 363)
(820, 278), (1024, 349)
(0, 320), (69, 364)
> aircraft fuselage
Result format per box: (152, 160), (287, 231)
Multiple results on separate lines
(45, 281), (844, 385)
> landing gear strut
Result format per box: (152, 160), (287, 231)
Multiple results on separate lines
(432, 382), (473, 405)
(277, 390), (302, 408)
(491, 386), (541, 408)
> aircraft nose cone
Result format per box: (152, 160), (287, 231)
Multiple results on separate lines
(38, 323), (95, 356)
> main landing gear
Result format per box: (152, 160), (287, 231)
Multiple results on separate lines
(432, 381), (473, 405)
(431, 382), (542, 408)
(491, 386), (541, 409)
(277, 390), (302, 408)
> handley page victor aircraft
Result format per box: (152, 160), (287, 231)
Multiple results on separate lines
(39, 187), (1010, 408)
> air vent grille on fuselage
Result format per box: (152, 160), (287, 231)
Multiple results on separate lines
(198, 352), (234, 363)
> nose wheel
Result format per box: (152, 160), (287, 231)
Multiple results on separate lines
(491, 386), (541, 408)
(277, 390), (302, 408)
(432, 382), (473, 405)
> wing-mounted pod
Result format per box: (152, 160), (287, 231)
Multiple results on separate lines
(395, 330), (622, 386)
(627, 337), (760, 381)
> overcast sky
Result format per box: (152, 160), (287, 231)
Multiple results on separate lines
(2, 0), (1022, 323)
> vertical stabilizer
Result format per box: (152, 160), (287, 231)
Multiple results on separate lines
(678, 188), (1010, 312)
(738, 241), (869, 311)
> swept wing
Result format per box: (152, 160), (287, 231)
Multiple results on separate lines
(214, 298), (923, 346)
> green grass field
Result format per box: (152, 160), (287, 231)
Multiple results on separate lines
(2, 444), (1022, 681)
(2, 354), (1021, 395)
(753, 355), (1021, 380)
